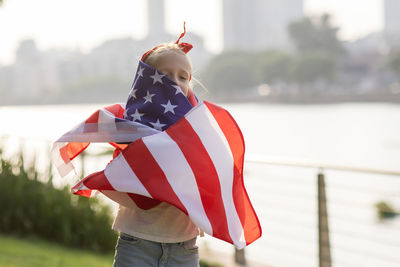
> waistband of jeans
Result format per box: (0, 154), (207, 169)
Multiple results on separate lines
(119, 232), (197, 245)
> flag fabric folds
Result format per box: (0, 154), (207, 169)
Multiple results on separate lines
(52, 60), (196, 180)
(51, 60), (197, 209)
(71, 101), (261, 248)
(51, 60), (261, 248)
(51, 103), (159, 178)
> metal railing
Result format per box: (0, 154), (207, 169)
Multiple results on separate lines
(234, 154), (400, 267)
(2, 137), (400, 266)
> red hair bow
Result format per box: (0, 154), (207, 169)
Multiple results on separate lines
(141, 22), (193, 61)
(175, 22), (193, 53)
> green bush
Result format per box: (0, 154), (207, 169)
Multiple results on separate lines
(200, 259), (224, 267)
(0, 148), (117, 252)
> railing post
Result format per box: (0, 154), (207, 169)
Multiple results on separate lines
(318, 170), (332, 267)
(234, 247), (246, 266)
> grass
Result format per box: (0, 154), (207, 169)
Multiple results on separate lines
(0, 235), (224, 267)
(0, 234), (114, 267)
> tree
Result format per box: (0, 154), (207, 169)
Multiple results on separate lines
(288, 14), (344, 84)
(288, 14), (345, 58)
(290, 52), (336, 84)
(202, 51), (257, 94)
(256, 51), (292, 84)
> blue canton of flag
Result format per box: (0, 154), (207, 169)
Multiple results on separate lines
(122, 61), (194, 131)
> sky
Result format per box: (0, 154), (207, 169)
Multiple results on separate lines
(0, 0), (384, 65)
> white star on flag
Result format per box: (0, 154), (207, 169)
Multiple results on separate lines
(143, 91), (155, 103)
(161, 100), (178, 114)
(150, 70), (165, 85)
(172, 85), (183, 95)
(150, 119), (166, 131)
(130, 109), (144, 121)
(129, 88), (138, 99)
(137, 66), (145, 78)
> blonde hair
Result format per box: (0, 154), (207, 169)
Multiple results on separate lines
(143, 42), (208, 96)
(143, 43), (192, 70)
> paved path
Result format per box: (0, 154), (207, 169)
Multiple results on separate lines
(199, 246), (271, 267)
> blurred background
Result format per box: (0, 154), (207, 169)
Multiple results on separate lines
(0, 0), (399, 267)
(1, 0), (400, 104)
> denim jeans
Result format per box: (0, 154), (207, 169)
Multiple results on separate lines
(113, 233), (199, 267)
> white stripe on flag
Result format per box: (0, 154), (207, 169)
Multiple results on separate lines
(105, 153), (152, 198)
(57, 123), (85, 142)
(50, 142), (76, 178)
(186, 104), (246, 248)
(98, 109), (117, 133)
(75, 121), (85, 134)
(142, 131), (213, 236)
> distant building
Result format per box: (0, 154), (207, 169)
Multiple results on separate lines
(13, 40), (43, 97)
(147, 0), (170, 42)
(384, 0), (400, 46)
(11, 39), (83, 98)
(223, 0), (304, 51)
(0, 0), (211, 104)
(142, 0), (210, 69)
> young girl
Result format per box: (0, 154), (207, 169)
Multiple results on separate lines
(52, 24), (261, 267)
(112, 31), (201, 266)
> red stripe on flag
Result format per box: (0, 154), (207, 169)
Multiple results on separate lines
(72, 180), (92, 197)
(104, 104), (125, 119)
(85, 110), (100, 124)
(204, 101), (261, 244)
(60, 142), (89, 163)
(166, 118), (233, 243)
(83, 170), (115, 191)
(127, 193), (162, 210)
(84, 110), (99, 132)
(122, 139), (188, 214)
(187, 88), (198, 106)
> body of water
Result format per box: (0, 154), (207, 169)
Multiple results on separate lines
(1, 102), (399, 267)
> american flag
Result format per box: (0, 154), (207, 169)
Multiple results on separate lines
(51, 61), (261, 248)
(123, 60), (196, 130)
(71, 101), (261, 248)
(52, 61), (195, 181)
